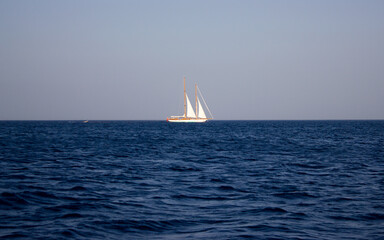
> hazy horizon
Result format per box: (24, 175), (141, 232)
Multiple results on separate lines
(1, 0), (384, 120)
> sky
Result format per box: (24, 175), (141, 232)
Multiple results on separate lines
(0, 0), (383, 120)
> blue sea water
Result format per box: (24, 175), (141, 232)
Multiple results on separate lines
(0, 120), (383, 239)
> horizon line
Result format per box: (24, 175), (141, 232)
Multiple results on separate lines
(1, 119), (384, 121)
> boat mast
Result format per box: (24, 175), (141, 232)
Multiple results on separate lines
(195, 84), (198, 119)
(184, 77), (186, 118)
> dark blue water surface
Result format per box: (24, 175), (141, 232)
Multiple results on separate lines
(1, 120), (384, 239)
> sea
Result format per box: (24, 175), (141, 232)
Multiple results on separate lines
(0, 120), (383, 239)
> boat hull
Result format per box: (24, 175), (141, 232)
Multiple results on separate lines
(167, 118), (208, 123)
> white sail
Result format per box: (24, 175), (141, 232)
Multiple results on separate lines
(197, 97), (207, 119)
(186, 94), (196, 118)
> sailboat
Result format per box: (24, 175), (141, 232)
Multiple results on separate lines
(167, 77), (213, 123)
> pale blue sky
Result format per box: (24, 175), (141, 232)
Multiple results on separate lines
(1, 0), (383, 120)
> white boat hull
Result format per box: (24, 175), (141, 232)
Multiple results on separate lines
(167, 118), (208, 123)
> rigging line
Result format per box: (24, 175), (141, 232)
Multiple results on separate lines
(197, 85), (214, 119)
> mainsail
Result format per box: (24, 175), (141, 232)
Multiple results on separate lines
(197, 97), (206, 119)
(186, 94), (196, 118)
